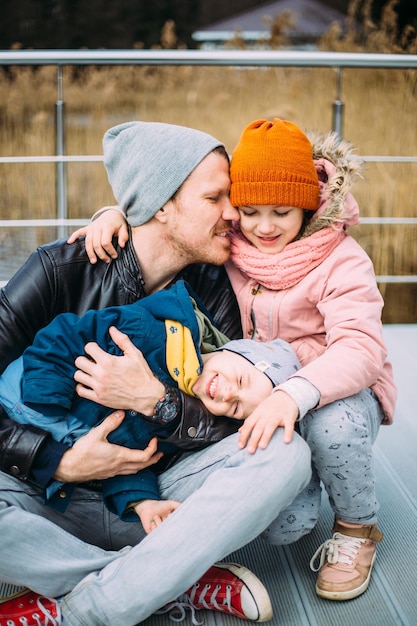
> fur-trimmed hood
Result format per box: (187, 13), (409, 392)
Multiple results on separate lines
(301, 131), (363, 239)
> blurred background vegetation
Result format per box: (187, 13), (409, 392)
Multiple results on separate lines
(1, 0), (416, 50)
(0, 0), (416, 322)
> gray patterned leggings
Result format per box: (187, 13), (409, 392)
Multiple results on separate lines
(262, 388), (383, 545)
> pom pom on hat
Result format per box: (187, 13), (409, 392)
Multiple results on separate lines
(103, 121), (225, 226)
(219, 338), (300, 387)
(230, 118), (320, 210)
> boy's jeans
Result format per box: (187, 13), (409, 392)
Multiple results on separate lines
(0, 429), (311, 626)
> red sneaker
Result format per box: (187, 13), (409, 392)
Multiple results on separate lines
(158, 562), (273, 623)
(0, 589), (61, 625)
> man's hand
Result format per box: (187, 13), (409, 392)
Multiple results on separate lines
(238, 390), (299, 453)
(54, 411), (163, 482)
(67, 207), (128, 264)
(134, 499), (181, 534)
(74, 326), (165, 415)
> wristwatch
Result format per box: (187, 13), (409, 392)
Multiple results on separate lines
(151, 385), (181, 425)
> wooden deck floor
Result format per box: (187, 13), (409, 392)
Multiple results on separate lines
(1, 325), (416, 625)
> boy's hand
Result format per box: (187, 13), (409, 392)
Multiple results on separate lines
(134, 499), (181, 533)
(67, 207), (128, 264)
(238, 390), (299, 453)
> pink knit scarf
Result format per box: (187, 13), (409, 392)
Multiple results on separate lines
(229, 226), (345, 290)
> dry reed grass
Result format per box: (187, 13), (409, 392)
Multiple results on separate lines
(0, 1), (416, 321)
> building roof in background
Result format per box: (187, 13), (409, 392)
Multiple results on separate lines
(193, 0), (347, 45)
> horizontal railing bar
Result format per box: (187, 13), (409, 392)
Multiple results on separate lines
(2, 276), (415, 288)
(1, 218), (417, 227)
(359, 218), (417, 224)
(376, 276), (417, 283)
(0, 219), (89, 227)
(0, 156), (104, 163)
(1, 50), (417, 68)
(362, 156), (417, 162)
(2, 156), (417, 164)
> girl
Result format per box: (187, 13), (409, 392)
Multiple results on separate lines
(226, 118), (396, 602)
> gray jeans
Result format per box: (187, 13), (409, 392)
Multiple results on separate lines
(0, 429), (311, 626)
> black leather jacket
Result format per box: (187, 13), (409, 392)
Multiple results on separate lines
(0, 236), (242, 481)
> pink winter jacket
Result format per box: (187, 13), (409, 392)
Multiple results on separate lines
(226, 236), (396, 424)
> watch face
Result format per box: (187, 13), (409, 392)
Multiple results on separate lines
(159, 401), (178, 424)
(152, 390), (179, 425)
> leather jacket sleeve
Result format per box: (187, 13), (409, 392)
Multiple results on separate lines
(0, 248), (57, 372)
(0, 406), (50, 480)
(164, 394), (242, 450)
(0, 238), (122, 478)
(0, 245), (74, 478)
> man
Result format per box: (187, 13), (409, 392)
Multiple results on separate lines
(0, 121), (312, 626)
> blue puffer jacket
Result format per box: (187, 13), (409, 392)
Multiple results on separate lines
(23, 280), (205, 429)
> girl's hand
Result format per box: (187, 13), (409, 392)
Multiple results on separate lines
(238, 390), (299, 453)
(134, 499), (181, 533)
(67, 206), (128, 264)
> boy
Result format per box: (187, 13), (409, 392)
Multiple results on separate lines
(0, 279), (300, 529)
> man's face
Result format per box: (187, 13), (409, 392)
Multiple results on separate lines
(192, 350), (273, 419)
(166, 152), (239, 266)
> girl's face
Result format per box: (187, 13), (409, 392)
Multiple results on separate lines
(192, 350), (272, 420)
(238, 205), (305, 254)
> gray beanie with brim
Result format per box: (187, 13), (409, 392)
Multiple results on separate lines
(103, 121), (225, 226)
(219, 338), (301, 387)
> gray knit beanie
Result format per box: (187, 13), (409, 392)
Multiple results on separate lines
(103, 121), (225, 226)
(219, 338), (301, 386)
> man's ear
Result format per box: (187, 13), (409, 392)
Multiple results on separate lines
(153, 202), (171, 224)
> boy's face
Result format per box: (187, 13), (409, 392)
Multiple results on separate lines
(192, 350), (273, 419)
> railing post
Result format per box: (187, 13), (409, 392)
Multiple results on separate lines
(55, 65), (67, 239)
(332, 67), (344, 138)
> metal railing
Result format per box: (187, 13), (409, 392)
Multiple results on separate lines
(1, 49), (417, 286)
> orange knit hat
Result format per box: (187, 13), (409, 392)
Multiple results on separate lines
(230, 118), (320, 210)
